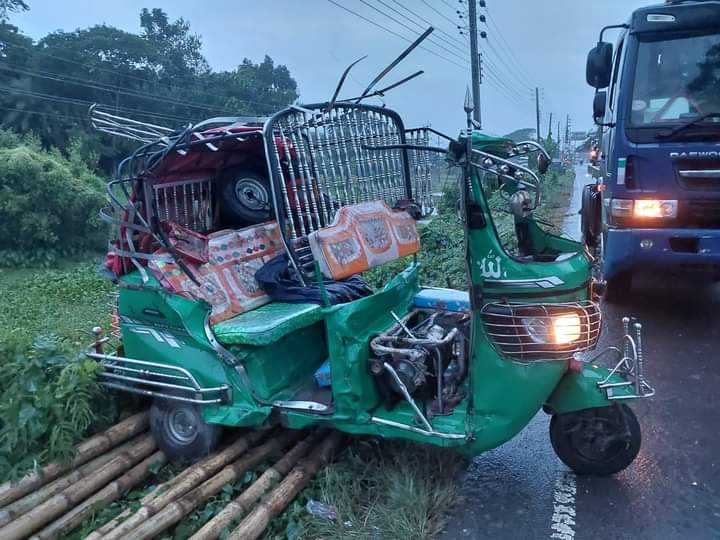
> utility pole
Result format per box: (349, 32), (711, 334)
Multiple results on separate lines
(547, 112), (553, 140)
(557, 120), (561, 144)
(477, 52), (483, 128)
(468, 0), (481, 125)
(535, 87), (541, 142)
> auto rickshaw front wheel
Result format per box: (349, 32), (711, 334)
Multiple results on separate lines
(150, 398), (222, 463)
(549, 404), (641, 476)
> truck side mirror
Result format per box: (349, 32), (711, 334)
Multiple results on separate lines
(593, 91), (607, 122)
(586, 42), (613, 89)
(537, 153), (550, 175)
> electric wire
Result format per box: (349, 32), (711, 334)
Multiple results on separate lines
(326, 0), (470, 71)
(358, 0), (470, 66)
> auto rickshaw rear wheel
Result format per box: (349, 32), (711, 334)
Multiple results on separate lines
(549, 404), (641, 476)
(150, 397), (222, 463)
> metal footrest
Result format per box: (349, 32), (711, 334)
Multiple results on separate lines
(591, 317), (655, 400)
(87, 351), (231, 404)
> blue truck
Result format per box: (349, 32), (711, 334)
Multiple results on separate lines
(582, 0), (720, 299)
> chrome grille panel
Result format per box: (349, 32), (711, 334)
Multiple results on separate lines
(481, 301), (602, 361)
(264, 104), (412, 240)
(153, 177), (213, 232)
(406, 127), (435, 216)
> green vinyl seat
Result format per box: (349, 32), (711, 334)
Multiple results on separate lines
(212, 302), (323, 347)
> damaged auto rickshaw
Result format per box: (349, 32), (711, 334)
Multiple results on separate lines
(88, 35), (654, 476)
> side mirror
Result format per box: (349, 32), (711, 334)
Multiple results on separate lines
(537, 153), (550, 175)
(593, 91), (607, 122)
(586, 42), (613, 89)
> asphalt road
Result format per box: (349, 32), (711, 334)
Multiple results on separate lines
(440, 165), (720, 540)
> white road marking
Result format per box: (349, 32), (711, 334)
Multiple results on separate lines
(550, 470), (577, 540)
(550, 169), (585, 540)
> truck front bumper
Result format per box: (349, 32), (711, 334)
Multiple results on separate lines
(604, 227), (720, 278)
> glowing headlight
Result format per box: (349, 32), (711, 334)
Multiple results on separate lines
(522, 313), (581, 345)
(610, 199), (678, 219)
(552, 313), (582, 344)
(633, 199), (677, 218)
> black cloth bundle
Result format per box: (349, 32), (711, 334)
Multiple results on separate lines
(255, 254), (373, 305)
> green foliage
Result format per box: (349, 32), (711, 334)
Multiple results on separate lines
(0, 0), (28, 21)
(0, 9), (299, 173)
(292, 439), (466, 540)
(0, 260), (113, 345)
(0, 336), (117, 481)
(364, 212), (467, 290)
(0, 130), (107, 265)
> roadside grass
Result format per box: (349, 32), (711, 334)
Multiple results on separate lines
(0, 258), (112, 347)
(296, 439), (467, 540)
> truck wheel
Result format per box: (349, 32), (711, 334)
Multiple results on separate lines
(604, 271), (632, 302)
(580, 184), (600, 248)
(550, 404), (641, 476)
(150, 398), (222, 463)
(219, 168), (273, 225)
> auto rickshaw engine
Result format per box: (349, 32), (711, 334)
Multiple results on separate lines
(369, 310), (469, 415)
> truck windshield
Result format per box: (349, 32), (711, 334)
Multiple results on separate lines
(629, 33), (720, 127)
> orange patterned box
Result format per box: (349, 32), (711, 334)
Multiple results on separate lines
(309, 201), (420, 280)
(150, 222), (282, 323)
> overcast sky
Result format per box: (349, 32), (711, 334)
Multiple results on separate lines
(12, 0), (651, 137)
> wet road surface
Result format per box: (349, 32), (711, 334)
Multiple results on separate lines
(440, 165), (720, 540)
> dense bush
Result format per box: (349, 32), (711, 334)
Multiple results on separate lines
(0, 130), (107, 266)
(0, 336), (119, 481)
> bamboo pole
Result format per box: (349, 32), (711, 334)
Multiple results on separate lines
(0, 411), (149, 509)
(100, 429), (267, 540)
(189, 431), (324, 540)
(125, 430), (301, 540)
(226, 431), (344, 540)
(28, 450), (167, 540)
(0, 437), (139, 528)
(0, 432), (156, 540)
(84, 479), (168, 540)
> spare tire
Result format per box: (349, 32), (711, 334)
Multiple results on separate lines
(219, 168), (273, 225)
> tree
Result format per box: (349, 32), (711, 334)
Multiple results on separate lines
(208, 56), (299, 115)
(139, 8), (209, 79)
(0, 9), (300, 173)
(503, 128), (536, 143)
(0, 0), (28, 22)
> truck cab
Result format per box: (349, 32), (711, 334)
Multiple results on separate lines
(583, 0), (720, 298)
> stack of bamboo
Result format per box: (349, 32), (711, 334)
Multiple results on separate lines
(0, 411), (343, 540)
(92, 429), (343, 540)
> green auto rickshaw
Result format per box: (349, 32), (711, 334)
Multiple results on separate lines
(88, 89), (654, 477)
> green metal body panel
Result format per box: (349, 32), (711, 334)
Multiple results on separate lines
(104, 129), (639, 458)
(213, 303), (323, 346)
(227, 322), (327, 400)
(547, 364), (638, 414)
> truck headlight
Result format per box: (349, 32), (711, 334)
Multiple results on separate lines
(610, 199), (678, 219)
(523, 313), (582, 345)
(633, 199), (677, 218)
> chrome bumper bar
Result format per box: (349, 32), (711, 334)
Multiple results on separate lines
(588, 317), (655, 400)
(87, 351), (231, 405)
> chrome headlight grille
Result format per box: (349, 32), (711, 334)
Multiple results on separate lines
(481, 301), (602, 361)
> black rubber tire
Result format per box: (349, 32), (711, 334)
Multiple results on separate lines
(150, 398), (222, 463)
(580, 184), (600, 248)
(550, 404), (641, 476)
(604, 271), (633, 302)
(219, 168), (273, 225)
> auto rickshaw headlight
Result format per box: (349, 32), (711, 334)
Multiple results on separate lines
(522, 313), (581, 345)
(481, 301), (601, 362)
(552, 313), (582, 344)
